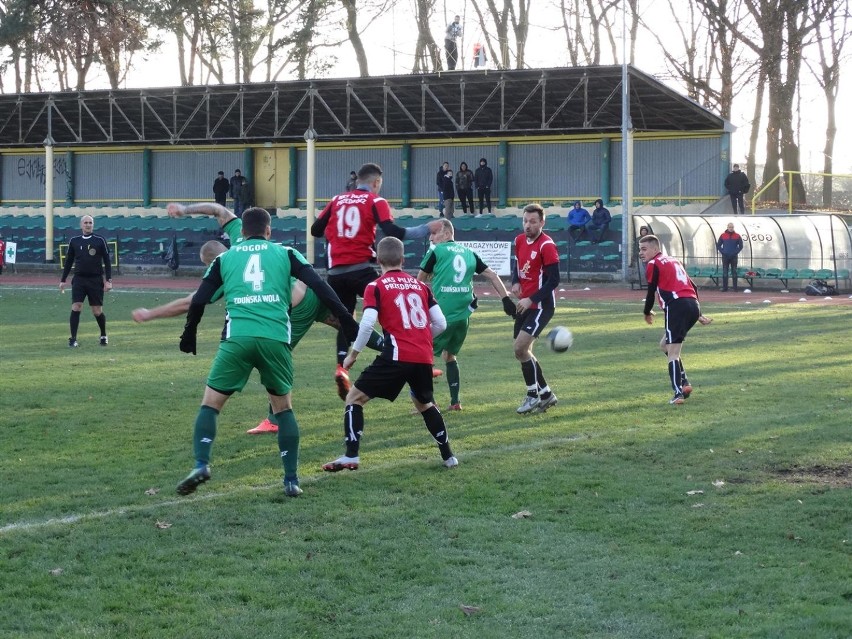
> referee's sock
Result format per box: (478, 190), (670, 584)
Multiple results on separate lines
(193, 405), (219, 466)
(69, 310), (81, 339)
(95, 312), (107, 336)
(274, 409), (300, 480)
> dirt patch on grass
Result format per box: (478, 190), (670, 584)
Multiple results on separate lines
(773, 464), (852, 488)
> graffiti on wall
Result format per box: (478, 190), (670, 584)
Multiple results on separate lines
(16, 156), (68, 186)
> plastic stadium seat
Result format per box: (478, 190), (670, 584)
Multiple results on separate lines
(686, 266), (700, 278)
(697, 266), (719, 278)
(764, 268), (782, 279)
(814, 269), (833, 280)
(797, 268), (815, 280)
(779, 268), (798, 284)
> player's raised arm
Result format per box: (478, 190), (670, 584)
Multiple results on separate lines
(167, 202), (236, 229)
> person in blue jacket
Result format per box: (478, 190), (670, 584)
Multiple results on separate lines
(716, 222), (744, 291)
(566, 201), (590, 241)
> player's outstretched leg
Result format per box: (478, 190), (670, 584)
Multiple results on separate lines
(177, 405), (219, 495)
(421, 405), (457, 468)
(323, 404), (362, 472)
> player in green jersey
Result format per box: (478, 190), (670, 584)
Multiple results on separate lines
(417, 218), (516, 410)
(174, 207), (358, 498)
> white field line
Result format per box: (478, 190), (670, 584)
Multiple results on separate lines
(0, 432), (594, 536)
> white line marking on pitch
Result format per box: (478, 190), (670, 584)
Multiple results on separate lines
(0, 433), (592, 535)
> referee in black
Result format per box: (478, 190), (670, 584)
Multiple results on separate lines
(59, 215), (113, 347)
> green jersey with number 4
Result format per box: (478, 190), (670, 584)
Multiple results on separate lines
(206, 239), (310, 342)
(420, 241), (488, 323)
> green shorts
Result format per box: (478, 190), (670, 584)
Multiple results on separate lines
(206, 336), (293, 396)
(433, 318), (470, 356)
(290, 288), (330, 348)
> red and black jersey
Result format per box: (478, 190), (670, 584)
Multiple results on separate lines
(514, 232), (560, 309)
(317, 188), (395, 268)
(363, 270), (437, 364)
(644, 252), (698, 310)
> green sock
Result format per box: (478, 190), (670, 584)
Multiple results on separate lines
(366, 330), (384, 351)
(193, 405), (219, 466)
(275, 409), (300, 480)
(446, 360), (460, 404)
(267, 403), (274, 421)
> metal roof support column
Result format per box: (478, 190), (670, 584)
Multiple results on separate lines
(304, 128), (318, 264)
(44, 134), (55, 262)
(65, 151), (75, 207)
(498, 140), (508, 208)
(401, 143), (411, 208)
(142, 148), (152, 207)
(243, 147), (254, 201)
(600, 138), (611, 205)
(288, 146), (298, 209)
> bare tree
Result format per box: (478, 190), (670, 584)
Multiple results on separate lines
(554, 0), (620, 66)
(806, 1), (850, 207)
(412, 0), (441, 73)
(469, 0), (532, 70)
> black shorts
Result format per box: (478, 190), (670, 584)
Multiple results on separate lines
(513, 306), (554, 339)
(354, 357), (435, 404)
(663, 298), (700, 344)
(71, 275), (105, 306)
(328, 266), (379, 313)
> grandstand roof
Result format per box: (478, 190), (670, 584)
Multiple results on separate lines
(0, 65), (726, 148)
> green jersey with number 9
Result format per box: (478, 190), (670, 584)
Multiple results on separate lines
(420, 241), (488, 323)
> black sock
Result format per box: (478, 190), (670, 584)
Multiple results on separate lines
(669, 360), (683, 393)
(422, 406), (453, 460)
(95, 313), (107, 336)
(336, 329), (349, 366)
(521, 360), (537, 395)
(343, 404), (363, 458)
(533, 360), (549, 395)
(69, 310), (81, 339)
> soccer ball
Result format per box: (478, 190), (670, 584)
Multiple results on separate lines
(546, 326), (573, 353)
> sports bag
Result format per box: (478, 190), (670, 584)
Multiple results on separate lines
(805, 279), (836, 296)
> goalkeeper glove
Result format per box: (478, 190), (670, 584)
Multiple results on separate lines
(179, 328), (197, 355)
(501, 296), (516, 317)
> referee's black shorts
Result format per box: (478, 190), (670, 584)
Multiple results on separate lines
(663, 297), (699, 344)
(71, 275), (105, 306)
(354, 356), (435, 405)
(328, 266), (379, 313)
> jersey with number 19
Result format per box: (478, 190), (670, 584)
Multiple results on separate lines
(205, 239), (309, 342)
(363, 270), (438, 364)
(644, 253), (698, 309)
(318, 188), (395, 268)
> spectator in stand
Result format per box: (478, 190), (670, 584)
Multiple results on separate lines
(213, 171), (229, 206)
(585, 199), (612, 243)
(346, 171), (357, 191)
(445, 15), (462, 70)
(724, 164), (751, 215)
(440, 166), (455, 219)
(229, 169), (248, 218)
(474, 158), (493, 214)
(716, 222), (744, 292)
(455, 162), (475, 215)
(436, 161), (449, 213)
(566, 201), (591, 241)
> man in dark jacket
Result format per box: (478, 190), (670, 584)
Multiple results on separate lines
(474, 158), (493, 214)
(585, 199), (612, 243)
(436, 162), (449, 213)
(724, 164), (750, 215)
(213, 171), (229, 206)
(716, 222), (744, 291)
(229, 169), (248, 218)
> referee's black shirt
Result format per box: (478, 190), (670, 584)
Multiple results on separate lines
(61, 234), (112, 281)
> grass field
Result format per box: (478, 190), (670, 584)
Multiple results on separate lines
(1, 286), (850, 638)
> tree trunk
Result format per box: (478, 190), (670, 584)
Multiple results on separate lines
(340, 0), (369, 77)
(746, 64), (764, 198)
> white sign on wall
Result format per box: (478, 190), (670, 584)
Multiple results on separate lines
(457, 240), (512, 276)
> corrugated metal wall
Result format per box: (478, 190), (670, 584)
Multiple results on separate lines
(297, 147), (403, 201)
(611, 137), (722, 198)
(152, 150), (244, 201)
(410, 144), (498, 202)
(507, 141), (600, 201)
(76, 152), (143, 201)
(1, 153), (67, 201)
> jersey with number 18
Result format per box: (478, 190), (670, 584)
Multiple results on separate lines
(318, 188), (395, 268)
(363, 270), (438, 364)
